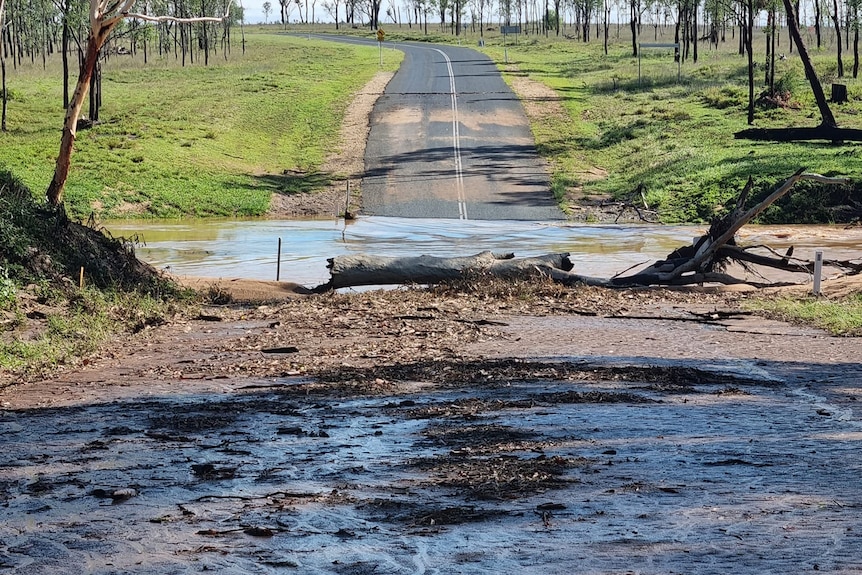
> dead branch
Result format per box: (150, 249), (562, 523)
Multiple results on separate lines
(659, 171), (850, 282)
(734, 126), (862, 142)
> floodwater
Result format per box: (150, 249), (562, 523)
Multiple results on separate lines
(104, 217), (862, 287)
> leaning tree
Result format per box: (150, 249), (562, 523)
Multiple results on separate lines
(45, 0), (233, 207)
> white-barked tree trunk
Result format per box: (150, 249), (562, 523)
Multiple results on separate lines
(45, 0), (233, 207)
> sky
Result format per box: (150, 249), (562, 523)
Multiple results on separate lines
(239, 0), (337, 25)
(240, 0), (273, 25)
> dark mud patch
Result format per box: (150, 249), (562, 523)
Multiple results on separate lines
(357, 499), (509, 527)
(419, 423), (540, 450)
(404, 390), (657, 419)
(317, 358), (778, 390)
(409, 454), (589, 501)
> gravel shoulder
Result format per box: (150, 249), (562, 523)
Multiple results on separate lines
(267, 72), (394, 218)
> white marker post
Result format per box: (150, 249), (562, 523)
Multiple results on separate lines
(813, 250), (823, 295)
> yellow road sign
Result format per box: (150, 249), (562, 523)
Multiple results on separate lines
(377, 29), (385, 42)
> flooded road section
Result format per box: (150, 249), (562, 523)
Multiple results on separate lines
(105, 217), (862, 287)
(1, 360), (861, 574)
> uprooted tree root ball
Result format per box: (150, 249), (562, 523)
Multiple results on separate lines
(1, 170), (170, 293)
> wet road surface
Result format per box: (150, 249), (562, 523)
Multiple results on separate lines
(312, 36), (563, 220)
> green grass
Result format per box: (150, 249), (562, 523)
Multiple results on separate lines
(0, 32), (401, 219)
(748, 293), (862, 336)
(477, 33), (862, 222)
(0, 285), (192, 377)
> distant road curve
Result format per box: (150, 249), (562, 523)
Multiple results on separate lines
(308, 35), (564, 221)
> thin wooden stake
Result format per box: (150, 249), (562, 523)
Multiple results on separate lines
(79, 266), (84, 289)
(276, 237), (282, 282)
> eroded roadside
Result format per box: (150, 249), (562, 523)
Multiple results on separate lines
(1, 284), (861, 574)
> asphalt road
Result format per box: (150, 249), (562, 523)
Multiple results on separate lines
(312, 35), (564, 220)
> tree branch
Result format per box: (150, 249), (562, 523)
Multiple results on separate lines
(123, 0), (234, 23)
(661, 171), (850, 282)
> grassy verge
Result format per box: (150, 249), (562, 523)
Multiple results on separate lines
(0, 32), (400, 220)
(0, 286), (191, 379)
(747, 293), (862, 336)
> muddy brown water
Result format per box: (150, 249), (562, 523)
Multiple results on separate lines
(104, 218), (862, 287)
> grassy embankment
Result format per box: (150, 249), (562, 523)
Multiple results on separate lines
(472, 31), (862, 223)
(0, 32), (400, 220)
(0, 168), (195, 380)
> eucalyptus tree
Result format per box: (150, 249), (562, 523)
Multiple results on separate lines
(764, 0), (779, 91)
(830, 0), (844, 76)
(568, 0), (594, 40)
(5, 0), (54, 67)
(46, 0), (232, 206)
(851, 0), (859, 76)
(499, 0), (512, 23)
(744, 0), (754, 123)
(323, 0), (340, 27)
(814, 0), (822, 47)
(702, 0), (730, 46)
(364, 0), (383, 28)
(551, 0), (560, 33)
(782, 0), (837, 127)
(452, 0), (464, 33)
(469, 0), (489, 34)
(413, 0), (429, 31)
(672, 0), (699, 62)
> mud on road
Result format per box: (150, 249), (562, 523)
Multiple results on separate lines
(1, 284), (862, 574)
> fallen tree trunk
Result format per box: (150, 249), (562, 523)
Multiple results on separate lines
(734, 126), (862, 142)
(319, 251), (610, 291)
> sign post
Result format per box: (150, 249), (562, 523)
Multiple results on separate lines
(500, 25), (520, 64)
(377, 28), (385, 67)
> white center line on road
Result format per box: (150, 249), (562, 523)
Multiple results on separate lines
(432, 48), (468, 220)
(305, 36), (469, 219)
